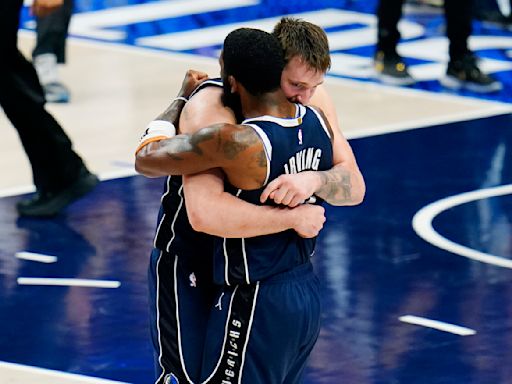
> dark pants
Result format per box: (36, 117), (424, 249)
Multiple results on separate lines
(0, 0), (85, 193)
(32, 0), (73, 63)
(376, 0), (474, 61)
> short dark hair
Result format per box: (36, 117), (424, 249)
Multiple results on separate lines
(272, 17), (331, 73)
(222, 28), (285, 96)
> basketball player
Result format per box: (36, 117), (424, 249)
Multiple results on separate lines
(138, 69), (325, 384)
(136, 27), (339, 383)
(137, 19), (365, 384)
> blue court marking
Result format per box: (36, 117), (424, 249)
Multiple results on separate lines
(1, 114), (511, 383)
(19, 0), (512, 103)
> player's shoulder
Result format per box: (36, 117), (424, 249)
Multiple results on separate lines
(180, 87), (234, 133)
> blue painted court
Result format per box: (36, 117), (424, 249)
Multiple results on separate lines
(1, 0), (512, 383)
(1, 113), (511, 383)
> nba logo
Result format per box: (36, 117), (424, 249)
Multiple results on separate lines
(164, 373), (179, 384)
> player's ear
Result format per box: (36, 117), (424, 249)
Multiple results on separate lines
(228, 75), (238, 93)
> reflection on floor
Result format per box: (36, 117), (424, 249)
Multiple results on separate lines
(0, 114), (511, 384)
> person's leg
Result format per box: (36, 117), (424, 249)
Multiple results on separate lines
(374, 0), (415, 85)
(200, 263), (321, 384)
(444, 0), (472, 61)
(32, 0), (73, 102)
(32, 0), (73, 63)
(0, 2), (97, 216)
(440, 0), (502, 92)
(0, 52), (85, 191)
(149, 250), (218, 384)
(376, 0), (405, 55)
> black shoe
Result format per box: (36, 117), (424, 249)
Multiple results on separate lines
(374, 51), (415, 86)
(17, 171), (99, 217)
(440, 54), (503, 93)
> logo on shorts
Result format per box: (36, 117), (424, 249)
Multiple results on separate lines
(164, 373), (179, 384)
(189, 272), (197, 287)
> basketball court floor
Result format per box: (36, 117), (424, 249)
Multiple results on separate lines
(1, 1), (512, 383)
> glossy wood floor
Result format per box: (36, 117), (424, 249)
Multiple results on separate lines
(2, 32), (510, 194)
(1, 2), (512, 383)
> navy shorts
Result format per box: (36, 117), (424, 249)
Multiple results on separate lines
(148, 248), (219, 384)
(200, 262), (321, 384)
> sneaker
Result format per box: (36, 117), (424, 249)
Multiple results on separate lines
(374, 51), (416, 86)
(17, 170), (99, 217)
(33, 53), (71, 103)
(43, 82), (71, 103)
(440, 54), (503, 93)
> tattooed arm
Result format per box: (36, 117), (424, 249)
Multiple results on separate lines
(260, 85), (365, 207)
(135, 123), (268, 190)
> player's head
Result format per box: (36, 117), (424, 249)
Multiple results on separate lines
(272, 17), (331, 104)
(221, 28), (285, 99)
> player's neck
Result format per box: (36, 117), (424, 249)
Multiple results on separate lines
(241, 89), (295, 119)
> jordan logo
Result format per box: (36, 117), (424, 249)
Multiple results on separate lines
(189, 272), (197, 287)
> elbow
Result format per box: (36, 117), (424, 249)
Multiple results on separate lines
(350, 178), (366, 206)
(135, 157), (158, 178)
(135, 150), (165, 178)
(187, 202), (230, 236)
(351, 190), (365, 206)
(187, 206), (212, 234)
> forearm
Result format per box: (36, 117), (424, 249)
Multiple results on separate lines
(189, 195), (296, 238)
(314, 162), (365, 206)
(135, 134), (214, 177)
(155, 97), (187, 126)
(184, 173), (297, 238)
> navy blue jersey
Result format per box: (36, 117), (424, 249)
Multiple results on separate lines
(153, 79), (229, 274)
(150, 78), (245, 383)
(213, 104), (334, 285)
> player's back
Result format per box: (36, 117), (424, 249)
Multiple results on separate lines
(153, 79), (229, 277)
(212, 103), (333, 285)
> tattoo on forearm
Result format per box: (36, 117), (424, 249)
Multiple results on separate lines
(157, 98), (187, 126)
(317, 166), (353, 204)
(163, 130), (212, 159)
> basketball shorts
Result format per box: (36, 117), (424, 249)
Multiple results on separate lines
(148, 248), (219, 384)
(200, 262), (321, 384)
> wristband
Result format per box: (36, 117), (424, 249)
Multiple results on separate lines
(136, 120), (176, 154)
(174, 96), (188, 103)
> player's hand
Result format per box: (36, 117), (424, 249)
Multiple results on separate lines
(290, 204), (325, 238)
(260, 171), (321, 207)
(178, 70), (209, 99)
(31, 0), (64, 17)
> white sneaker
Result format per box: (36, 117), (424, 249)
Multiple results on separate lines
(33, 53), (71, 103)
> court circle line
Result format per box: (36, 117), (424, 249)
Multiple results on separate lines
(412, 184), (512, 269)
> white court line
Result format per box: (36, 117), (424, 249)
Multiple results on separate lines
(399, 315), (476, 336)
(412, 184), (512, 269)
(17, 278), (121, 288)
(0, 360), (130, 384)
(15, 252), (57, 263)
